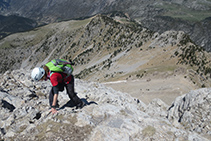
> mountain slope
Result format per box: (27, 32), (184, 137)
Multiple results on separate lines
(0, 15), (211, 87)
(0, 69), (210, 140)
(0, 0), (210, 51)
(0, 15), (211, 107)
(0, 14), (210, 141)
(1, 0), (210, 23)
(0, 15), (37, 39)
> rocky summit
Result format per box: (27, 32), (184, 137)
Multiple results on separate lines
(0, 69), (210, 140)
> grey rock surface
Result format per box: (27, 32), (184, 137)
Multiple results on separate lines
(0, 69), (210, 140)
(167, 88), (211, 135)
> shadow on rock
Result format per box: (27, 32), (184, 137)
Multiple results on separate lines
(1, 100), (15, 112)
(59, 98), (98, 110)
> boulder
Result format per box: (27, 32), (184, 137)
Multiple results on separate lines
(167, 88), (211, 136)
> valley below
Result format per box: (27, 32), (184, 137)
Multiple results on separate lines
(104, 74), (196, 105)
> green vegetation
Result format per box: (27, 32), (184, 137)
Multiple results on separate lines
(75, 65), (98, 79)
(102, 59), (112, 70)
(176, 38), (211, 83)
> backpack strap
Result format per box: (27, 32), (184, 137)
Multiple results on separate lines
(50, 71), (54, 77)
(51, 60), (65, 71)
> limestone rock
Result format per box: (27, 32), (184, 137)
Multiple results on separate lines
(0, 69), (210, 140)
(167, 88), (211, 136)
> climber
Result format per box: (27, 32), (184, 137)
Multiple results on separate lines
(31, 59), (85, 114)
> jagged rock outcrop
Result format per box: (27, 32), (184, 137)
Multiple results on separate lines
(0, 69), (210, 140)
(167, 88), (211, 135)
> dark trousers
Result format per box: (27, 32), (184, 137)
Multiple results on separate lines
(49, 75), (81, 107)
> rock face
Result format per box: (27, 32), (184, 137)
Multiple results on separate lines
(0, 69), (210, 140)
(167, 88), (211, 135)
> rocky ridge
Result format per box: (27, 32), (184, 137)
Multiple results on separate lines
(0, 15), (211, 88)
(0, 0), (211, 51)
(0, 69), (210, 140)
